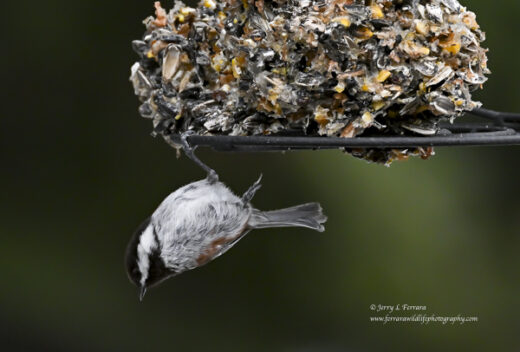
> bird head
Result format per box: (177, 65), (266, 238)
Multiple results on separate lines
(125, 217), (171, 300)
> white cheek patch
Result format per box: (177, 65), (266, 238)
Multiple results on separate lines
(137, 225), (158, 286)
(140, 225), (157, 252)
(137, 247), (149, 286)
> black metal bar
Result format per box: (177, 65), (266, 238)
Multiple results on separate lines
(166, 108), (520, 152)
(171, 132), (520, 152)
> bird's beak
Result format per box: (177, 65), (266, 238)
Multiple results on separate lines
(139, 286), (147, 301)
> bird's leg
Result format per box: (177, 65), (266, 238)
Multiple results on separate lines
(242, 174), (263, 204)
(179, 132), (219, 183)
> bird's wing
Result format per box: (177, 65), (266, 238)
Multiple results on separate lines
(157, 200), (251, 271)
(194, 201), (253, 266)
(192, 200), (252, 266)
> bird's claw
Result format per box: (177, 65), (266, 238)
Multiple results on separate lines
(242, 174), (263, 203)
(179, 132), (219, 183)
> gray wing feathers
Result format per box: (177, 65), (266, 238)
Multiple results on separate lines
(155, 200), (250, 271)
(248, 203), (327, 232)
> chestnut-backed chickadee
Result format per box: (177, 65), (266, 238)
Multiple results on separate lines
(125, 172), (326, 300)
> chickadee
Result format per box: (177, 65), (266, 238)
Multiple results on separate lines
(125, 172), (327, 300)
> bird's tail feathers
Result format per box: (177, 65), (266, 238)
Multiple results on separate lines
(249, 203), (327, 232)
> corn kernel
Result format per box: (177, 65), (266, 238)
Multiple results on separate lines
(371, 5), (384, 19)
(445, 43), (461, 55)
(204, 0), (216, 9)
(332, 16), (351, 28)
(376, 70), (392, 83)
(418, 47), (430, 56)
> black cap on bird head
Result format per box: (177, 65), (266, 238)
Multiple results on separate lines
(125, 217), (173, 301)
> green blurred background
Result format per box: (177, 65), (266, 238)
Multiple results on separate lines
(2, 0), (519, 350)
